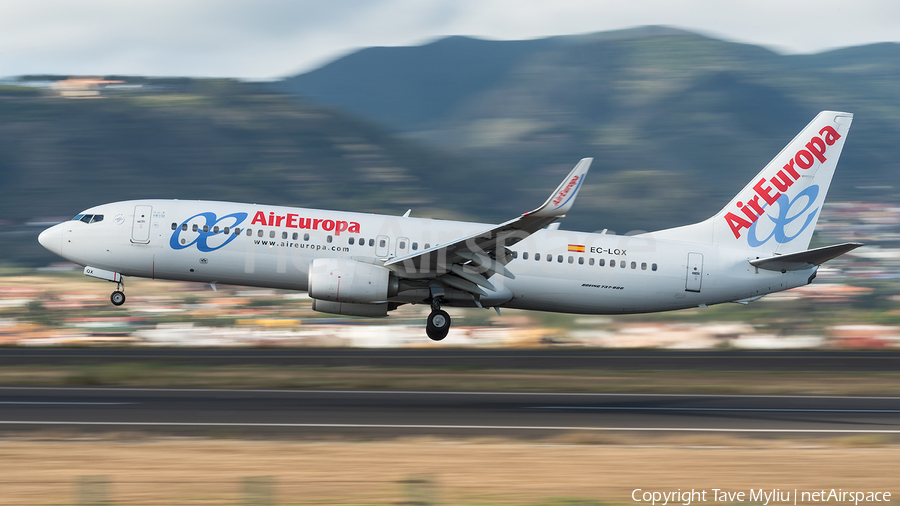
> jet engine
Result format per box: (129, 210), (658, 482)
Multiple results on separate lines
(308, 257), (398, 304)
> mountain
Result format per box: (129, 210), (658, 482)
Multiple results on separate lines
(3, 27), (899, 267)
(280, 35), (560, 131)
(279, 27), (900, 232)
(0, 79), (502, 266)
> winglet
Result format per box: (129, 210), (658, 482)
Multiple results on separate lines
(528, 158), (592, 217)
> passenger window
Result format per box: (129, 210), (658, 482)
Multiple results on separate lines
(512, 251), (518, 259)
(599, 259), (605, 267)
(567, 256), (573, 264)
(578, 257), (584, 265)
(399, 241), (406, 249)
(412, 242), (418, 250)
(652, 263), (658, 271)
(621, 261), (626, 269)
(223, 227), (229, 235)
(282, 231), (288, 239)
(379, 239), (386, 247)
(269, 231), (275, 238)
(171, 223), (177, 230)
(182, 224), (188, 232)
(523, 252), (529, 260)
(193, 224), (199, 232)
(258, 230), (264, 237)
(610, 260), (616, 267)
(213, 226), (219, 234)
(535, 253), (540, 261)
(370, 239), (375, 247)
(589, 258), (594, 265)
(234, 228), (240, 235)
(424, 243), (430, 249)
(327, 235), (333, 243)
(246, 229), (252, 236)
(631, 262), (636, 269)
(203, 225), (209, 233)
(547, 254), (552, 262)
(304, 233), (310, 241)
(557, 255), (563, 263)
(641, 262), (647, 270)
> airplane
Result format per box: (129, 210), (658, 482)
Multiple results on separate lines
(38, 111), (861, 341)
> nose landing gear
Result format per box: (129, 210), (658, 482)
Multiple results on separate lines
(426, 298), (450, 341)
(110, 280), (126, 306)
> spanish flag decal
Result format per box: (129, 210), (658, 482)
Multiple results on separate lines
(568, 244), (585, 253)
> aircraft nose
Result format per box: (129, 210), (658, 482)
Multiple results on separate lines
(38, 224), (64, 256)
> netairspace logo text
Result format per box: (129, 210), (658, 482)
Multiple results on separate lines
(632, 489), (892, 506)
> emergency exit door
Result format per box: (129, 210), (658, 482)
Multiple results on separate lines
(375, 235), (390, 258)
(685, 252), (703, 292)
(131, 205), (152, 244)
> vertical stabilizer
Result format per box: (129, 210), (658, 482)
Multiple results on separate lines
(646, 111), (852, 255)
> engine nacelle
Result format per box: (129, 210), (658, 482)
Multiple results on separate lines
(311, 299), (388, 317)
(308, 258), (397, 303)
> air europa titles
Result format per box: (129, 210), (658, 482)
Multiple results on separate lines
(250, 211), (360, 236)
(553, 175), (581, 207)
(724, 125), (841, 239)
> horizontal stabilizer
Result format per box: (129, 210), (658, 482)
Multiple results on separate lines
(749, 242), (863, 272)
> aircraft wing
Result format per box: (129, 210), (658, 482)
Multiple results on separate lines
(749, 242), (863, 272)
(384, 158), (592, 292)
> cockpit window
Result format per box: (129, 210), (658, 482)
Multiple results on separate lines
(72, 214), (103, 224)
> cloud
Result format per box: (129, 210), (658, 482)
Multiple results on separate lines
(0, 0), (897, 79)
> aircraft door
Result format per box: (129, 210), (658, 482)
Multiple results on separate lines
(685, 252), (703, 292)
(375, 235), (390, 258)
(131, 205), (153, 244)
(396, 237), (410, 258)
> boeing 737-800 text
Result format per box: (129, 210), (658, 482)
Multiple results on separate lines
(39, 111), (861, 340)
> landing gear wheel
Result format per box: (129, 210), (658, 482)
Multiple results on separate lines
(110, 291), (126, 306)
(426, 309), (451, 341)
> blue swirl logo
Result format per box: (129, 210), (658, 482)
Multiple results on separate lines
(169, 212), (248, 252)
(747, 185), (819, 247)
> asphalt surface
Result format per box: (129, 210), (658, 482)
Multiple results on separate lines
(1, 348), (900, 371)
(1, 387), (899, 437)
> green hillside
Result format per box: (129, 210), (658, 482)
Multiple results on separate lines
(3, 27), (899, 268)
(0, 80), (503, 266)
(280, 26), (900, 232)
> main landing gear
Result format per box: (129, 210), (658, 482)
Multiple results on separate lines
(110, 279), (126, 306)
(426, 298), (450, 341)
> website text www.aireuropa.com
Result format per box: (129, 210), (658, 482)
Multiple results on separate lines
(253, 240), (349, 252)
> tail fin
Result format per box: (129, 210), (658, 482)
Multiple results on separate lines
(649, 111), (852, 254)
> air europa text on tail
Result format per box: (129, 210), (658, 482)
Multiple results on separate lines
(724, 125), (841, 239)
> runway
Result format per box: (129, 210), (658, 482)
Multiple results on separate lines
(1, 387), (899, 437)
(1, 348), (900, 372)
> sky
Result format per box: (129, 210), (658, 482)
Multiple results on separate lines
(1, 0), (898, 80)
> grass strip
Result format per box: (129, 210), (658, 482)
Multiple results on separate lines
(1, 363), (900, 395)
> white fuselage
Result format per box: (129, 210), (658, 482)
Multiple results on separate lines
(39, 199), (814, 314)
